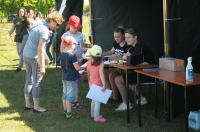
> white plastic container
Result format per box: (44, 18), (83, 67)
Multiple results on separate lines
(188, 110), (200, 130)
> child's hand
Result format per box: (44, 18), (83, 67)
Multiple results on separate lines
(101, 86), (106, 92)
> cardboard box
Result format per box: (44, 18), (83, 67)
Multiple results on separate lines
(159, 57), (185, 71)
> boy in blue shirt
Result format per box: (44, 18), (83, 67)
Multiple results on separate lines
(60, 36), (82, 119)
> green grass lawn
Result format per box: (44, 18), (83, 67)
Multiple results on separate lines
(0, 22), (188, 132)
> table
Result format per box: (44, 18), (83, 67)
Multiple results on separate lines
(109, 63), (157, 123)
(135, 68), (200, 131)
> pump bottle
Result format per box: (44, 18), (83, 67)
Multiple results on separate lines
(186, 57), (193, 82)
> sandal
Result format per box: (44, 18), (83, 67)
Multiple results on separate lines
(94, 117), (107, 123)
(72, 101), (83, 109)
(76, 101), (84, 109)
(72, 102), (78, 109)
(71, 102), (76, 107)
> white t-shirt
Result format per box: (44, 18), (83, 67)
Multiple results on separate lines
(62, 31), (86, 62)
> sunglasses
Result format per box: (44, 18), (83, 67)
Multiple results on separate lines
(52, 20), (60, 27)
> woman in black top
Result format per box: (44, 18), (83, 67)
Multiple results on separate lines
(104, 27), (130, 56)
(8, 7), (26, 72)
(114, 28), (148, 111)
(104, 27), (130, 101)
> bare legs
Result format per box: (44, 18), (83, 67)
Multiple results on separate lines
(63, 100), (71, 113)
(109, 69), (120, 100)
(114, 75), (127, 103)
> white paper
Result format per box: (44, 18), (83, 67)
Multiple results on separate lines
(86, 85), (112, 104)
(104, 60), (117, 65)
(78, 70), (85, 74)
(104, 55), (112, 58)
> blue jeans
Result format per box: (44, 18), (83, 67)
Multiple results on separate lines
(18, 34), (28, 68)
(62, 80), (77, 102)
(24, 56), (43, 99)
(16, 42), (23, 68)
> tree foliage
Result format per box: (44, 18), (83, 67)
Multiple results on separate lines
(0, 0), (55, 16)
(83, 5), (89, 14)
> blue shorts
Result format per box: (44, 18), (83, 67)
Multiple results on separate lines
(62, 80), (77, 102)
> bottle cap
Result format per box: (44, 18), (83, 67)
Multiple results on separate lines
(187, 57), (192, 62)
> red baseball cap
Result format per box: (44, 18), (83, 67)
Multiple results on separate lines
(66, 15), (81, 29)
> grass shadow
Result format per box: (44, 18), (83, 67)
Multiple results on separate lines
(0, 67), (187, 132)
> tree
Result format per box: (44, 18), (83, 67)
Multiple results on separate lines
(0, 0), (56, 17)
(83, 5), (89, 16)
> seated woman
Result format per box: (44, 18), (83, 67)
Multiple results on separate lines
(103, 26), (130, 101)
(114, 28), (149, 111)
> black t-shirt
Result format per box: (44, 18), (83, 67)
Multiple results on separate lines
(128, 41), (155, 64)
(13, 17), (24, 42)
(21, 19), (32, 35)
(128, 41), (143, 56)
(60, 52), (80, 81)
(113, 41), (130, 55)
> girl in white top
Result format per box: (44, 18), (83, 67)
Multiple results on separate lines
(61, 15), (87, 108)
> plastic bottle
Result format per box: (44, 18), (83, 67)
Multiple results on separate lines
(186, 57), (193, 82)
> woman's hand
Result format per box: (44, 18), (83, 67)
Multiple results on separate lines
(109, 54), (120, 61)
(39, 67), (45, 76)
(45, 58), (49, 65)
(8, 31), (12, 37)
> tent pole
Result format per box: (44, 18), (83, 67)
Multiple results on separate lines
(89, 0), (94, 45)
(163, 0), (181, 57)
(163, 0), (170, 57)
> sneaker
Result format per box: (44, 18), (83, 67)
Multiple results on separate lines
(136, 97), (148, 105)
(49, 61), (53, 65)
(94, 117), (106, 123)
(24, 106), (33, 111)
(64, 112), (80, 119)
(15, 68), (22, 72)
(115, 102), (132, 111)
(33, 107), (47, 113)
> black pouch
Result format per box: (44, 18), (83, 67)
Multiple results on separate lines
(127, 54), (143, 66)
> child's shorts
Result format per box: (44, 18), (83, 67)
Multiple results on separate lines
(62, 80), (77, 102)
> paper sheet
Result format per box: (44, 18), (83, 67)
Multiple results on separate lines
(104, 55), (112, 58)
(78, 70), (85, 74)
(104, 60), (117, 65)
(86, 85), (112, 104)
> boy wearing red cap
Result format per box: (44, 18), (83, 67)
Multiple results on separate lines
(60, 36), (81, 119)
(62, 15), (85, 62)
(61, 15), (87, 108)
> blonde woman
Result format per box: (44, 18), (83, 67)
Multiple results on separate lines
(23, 11), (64, 113)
